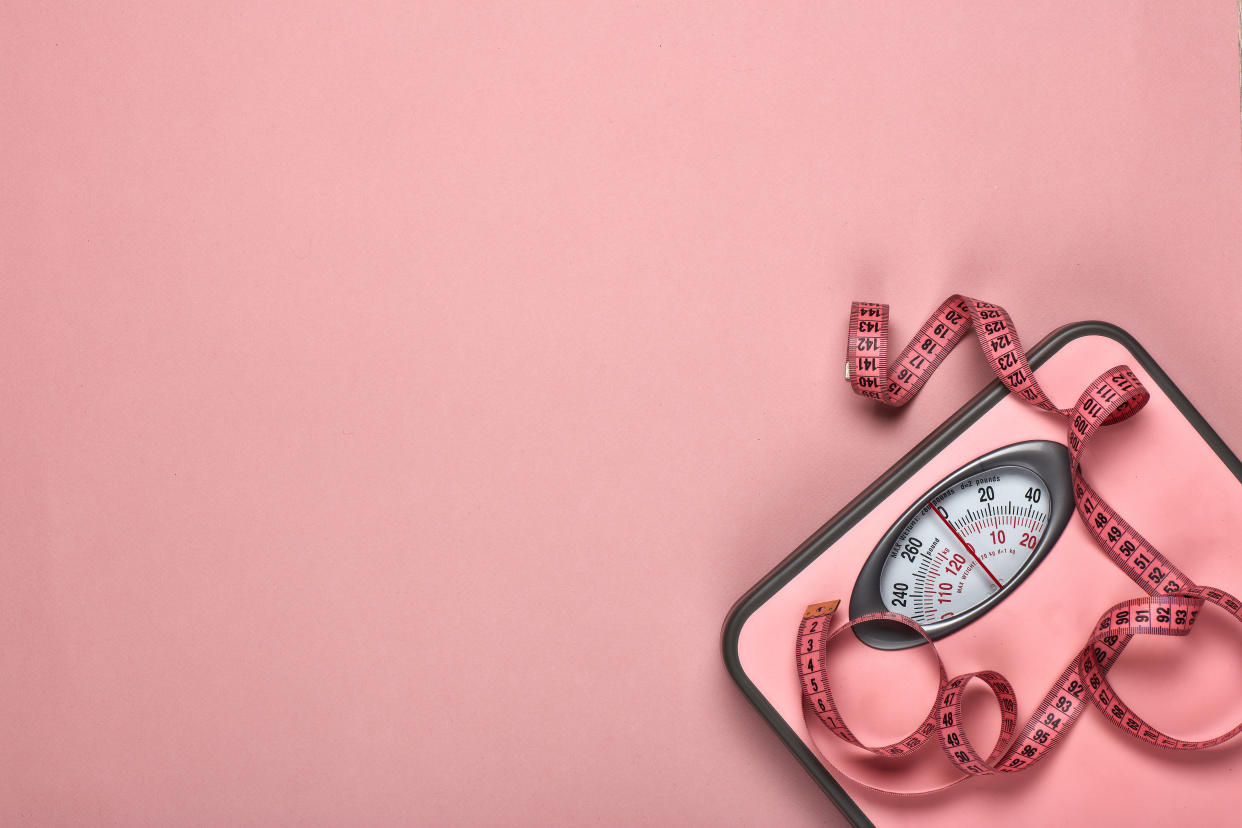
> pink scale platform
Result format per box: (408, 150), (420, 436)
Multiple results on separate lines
(723, 322), (1242, 827)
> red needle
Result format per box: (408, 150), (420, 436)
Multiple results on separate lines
(927, 500), (1003, 589)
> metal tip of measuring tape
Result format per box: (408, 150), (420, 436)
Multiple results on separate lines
(844, 362), (851, 381)
(803, 600), (840, 619)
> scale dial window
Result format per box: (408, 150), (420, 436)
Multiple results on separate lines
(848, 440), (1073, 649)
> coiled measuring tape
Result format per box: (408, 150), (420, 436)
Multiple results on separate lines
(797, 296), (1242, 794)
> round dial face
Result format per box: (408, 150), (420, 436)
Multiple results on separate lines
(878, 465), (1051, 625)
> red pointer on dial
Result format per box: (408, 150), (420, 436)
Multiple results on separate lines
(927, 500), (1003, 589)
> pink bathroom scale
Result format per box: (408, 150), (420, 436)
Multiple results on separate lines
(722, 322), (1242, 827)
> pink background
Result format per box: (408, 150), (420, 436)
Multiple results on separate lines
(2, 2), (1240, 826)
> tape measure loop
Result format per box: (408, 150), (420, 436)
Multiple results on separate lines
(936, 670), (1018, 776)
(797, 605), (947, 757)
(1080, 588), (1242, 751)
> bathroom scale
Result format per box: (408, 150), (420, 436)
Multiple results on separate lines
(722, 320), (1242, 827)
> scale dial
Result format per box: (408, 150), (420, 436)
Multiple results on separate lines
(850, 440), (1073, 649)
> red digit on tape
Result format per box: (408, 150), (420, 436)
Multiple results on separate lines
(798, 296), (1242, 793)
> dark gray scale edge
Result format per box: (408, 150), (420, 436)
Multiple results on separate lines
(847, 440), (1073, 649)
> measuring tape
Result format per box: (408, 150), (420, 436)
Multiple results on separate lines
(797, 295), (1242, 794)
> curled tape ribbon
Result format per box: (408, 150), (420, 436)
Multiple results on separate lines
(798, 296), (1242, 795)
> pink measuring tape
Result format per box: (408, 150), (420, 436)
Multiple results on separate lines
(796, 296), (1242, 793)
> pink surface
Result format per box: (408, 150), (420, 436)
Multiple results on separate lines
(1, 2), (1240, 826)
(738, 334), (1242, 824)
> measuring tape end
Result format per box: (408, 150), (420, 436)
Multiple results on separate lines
(804, 600), (841, 619)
